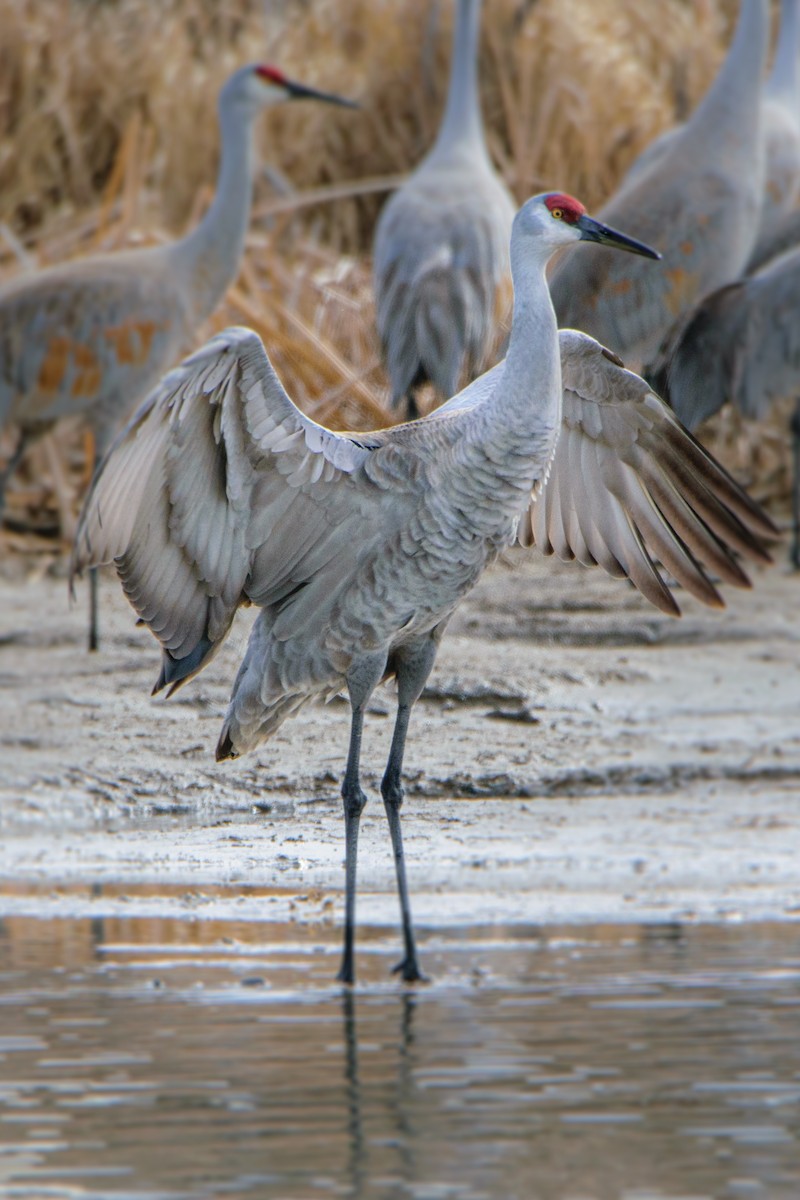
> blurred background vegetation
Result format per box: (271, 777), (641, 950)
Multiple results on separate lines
(0, 0), (787, 542)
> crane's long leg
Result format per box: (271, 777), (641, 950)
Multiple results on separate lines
(382, 636), (438, 983)
(791, 397), (800, 569)
(0, 430), (31, 517)
(88, 441), (100, 652)
(338, 653), (387, 986)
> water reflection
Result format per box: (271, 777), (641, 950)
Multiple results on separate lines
(0, 914), (798, 1198)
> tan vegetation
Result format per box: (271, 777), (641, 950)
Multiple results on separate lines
(0, 0), (786, 554)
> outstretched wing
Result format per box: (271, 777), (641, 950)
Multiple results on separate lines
(72, 327), (381, 692)
(518, 330), (776, 615)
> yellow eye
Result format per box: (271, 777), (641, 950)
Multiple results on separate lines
(551, 207), (563, 220)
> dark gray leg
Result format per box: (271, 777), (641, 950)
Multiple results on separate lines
(88, 568), (100, 651)
(0, 430), (31, 516)
(337, 653), (387, 986)
(791, 398), (800, 569)
(403, 393), (420, 422)
(338, 703), (368, 986)
(88, 447), (101, 651)
(382, 637), (438, 983)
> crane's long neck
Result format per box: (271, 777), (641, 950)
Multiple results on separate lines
(766, 0), (800, 104)
(170, 97), (257, 323)
(468, 237), (561, 495)
(428, 0), (488, 163)
(682, 0), (768, 160)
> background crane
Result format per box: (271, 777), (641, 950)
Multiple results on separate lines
(754, 0), (800, 243)
(659, 244), (800, 565)
(0, 63), (356, 648)
(548, 0), (768, 372)
(372, 0), (516, 419)
(73, 193), (774, 984)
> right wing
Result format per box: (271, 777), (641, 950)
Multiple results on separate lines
(439, 330), (775, 616)
(520, 331), (776, 615)
(72, 327), (383, 692)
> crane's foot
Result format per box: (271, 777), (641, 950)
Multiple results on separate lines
(391, 955), (428, 985)
(336, 959), (356, 987)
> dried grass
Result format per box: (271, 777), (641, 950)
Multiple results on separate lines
(0, 0), (790, 555)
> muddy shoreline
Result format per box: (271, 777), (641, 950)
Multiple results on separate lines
(1, 549), (799, 929)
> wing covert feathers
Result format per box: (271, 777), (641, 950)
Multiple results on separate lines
(71, 326), (375, 690)
(525, 331), (776, 615)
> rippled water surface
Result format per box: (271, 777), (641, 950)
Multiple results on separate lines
(0, 909), (798, 1199)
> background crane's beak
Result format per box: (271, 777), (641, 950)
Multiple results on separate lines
(285, 79), (359, 108)
(577, 214), (661, 259)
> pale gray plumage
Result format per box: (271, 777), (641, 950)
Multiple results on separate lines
(550, 0), (769, 369)
(373, 0), (515, 417)
(621, 0), (800, 216)
(0, 64), (355, 647)
(754, 0), (800, 245)
(662, 244), (800, 563)
(746, 203), (800, 272)
(73, 194), (774, 983)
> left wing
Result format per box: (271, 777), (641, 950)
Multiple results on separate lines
(518, 330), (776, 614)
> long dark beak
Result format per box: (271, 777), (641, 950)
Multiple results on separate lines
(285, 79), (359, 109)
(577, 213), (660, 260)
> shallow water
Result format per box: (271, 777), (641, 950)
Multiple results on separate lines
(0, 912), (798, 1199)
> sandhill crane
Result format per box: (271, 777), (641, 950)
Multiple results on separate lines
(73, 193), (775, 985)
(756, 0), (800, 237)
(372, 0), (516, 419)
(549, 0), (768, 371)
(660, 244), (800, 565)
(0, 63), (356, 648)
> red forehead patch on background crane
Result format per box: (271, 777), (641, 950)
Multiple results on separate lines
(255, 65), (287, 85)
(544, 193), (586, 224)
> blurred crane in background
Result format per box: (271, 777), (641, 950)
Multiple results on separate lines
(73, 193), (775, 983)
(549, 0), (768, 372)
(756, 0), (800, 231)
(0, 63), (356, 649)
(652, 0), (800, 566)
(660, 245), (800, 566)
(373, 0), (516, 419)
(740, 0), (800, 271)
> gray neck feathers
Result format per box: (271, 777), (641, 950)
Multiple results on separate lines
(682, 0), (768, 159)
(429, 0), (488, 164)
(766, 0), (800, 104)
(170, 93), (256, 322)
(468, 233), (561, 484)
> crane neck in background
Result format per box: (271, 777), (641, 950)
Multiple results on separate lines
(169, 94), (257, 325)
(427, 0), (490, 165)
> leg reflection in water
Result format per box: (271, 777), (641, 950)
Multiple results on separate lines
(340, 988), (419, 1197)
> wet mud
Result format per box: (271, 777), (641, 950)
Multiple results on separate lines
(1, 550), (798, 931)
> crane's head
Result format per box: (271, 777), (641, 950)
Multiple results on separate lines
(515, 192), (660, 259)
(221, 63), (359, 115)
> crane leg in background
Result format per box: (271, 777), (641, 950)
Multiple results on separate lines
(337, 653), (388, 986)
(381, 637), (438, 984)
(402, 393), (421, 423)
(88, 568), (100, 651)
(792, 397), (800, 569)
(0, 430), (31, 519)
(88, 446), (102, 651)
